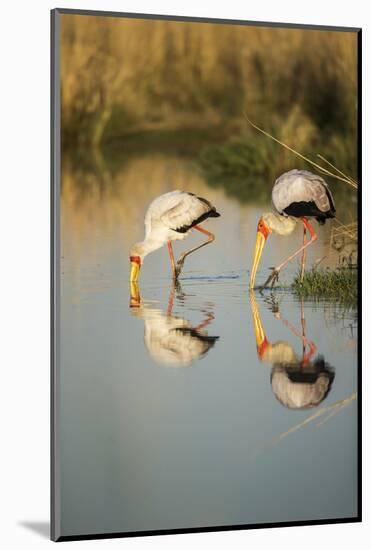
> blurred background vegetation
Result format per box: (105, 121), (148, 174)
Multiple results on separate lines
(61, 14), (358, 209)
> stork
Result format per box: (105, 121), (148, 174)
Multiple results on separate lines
(249, 169), (336, 289)
(130, 282), (219, 367)
(249, 294), (334, 409)
(129, 190), (220, 282)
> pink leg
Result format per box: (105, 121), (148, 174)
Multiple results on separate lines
(262, 218), (317, 288)
(167, 241), (176, 280)
(279, 305), (317, 366)
(301, 340), (317, 366)
(166, 282), (175, 316)
(166, 279), (185, 315)
(175, 225), (215, 279)
(194, 313), (215, 331)
(300, 227), (307, 282)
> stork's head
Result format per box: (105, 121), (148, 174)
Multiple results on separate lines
(249, 214), (273, 289)
(129, 243), (145, 282)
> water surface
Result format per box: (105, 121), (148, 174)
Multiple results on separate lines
(59, 152), (357, 537)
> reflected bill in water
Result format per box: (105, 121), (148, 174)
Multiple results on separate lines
(130, 282), (219, 367)
(250, 293), (335, 410)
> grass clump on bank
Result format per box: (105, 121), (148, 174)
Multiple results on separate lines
(292, 267), (357, 303)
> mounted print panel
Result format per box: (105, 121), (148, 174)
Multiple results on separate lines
(51, 8), (361, 542)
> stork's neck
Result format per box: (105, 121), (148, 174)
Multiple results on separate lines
(265, 212), (297, 236)
(132, 237), (164, 259)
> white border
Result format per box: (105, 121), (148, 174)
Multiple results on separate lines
(1, 1), (368, 548)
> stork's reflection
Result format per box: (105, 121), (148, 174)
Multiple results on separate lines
(250, 293), (335, 409)
(130, 282), (219, 367)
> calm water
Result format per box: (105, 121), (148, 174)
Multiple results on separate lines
(59, 152), (357, 537)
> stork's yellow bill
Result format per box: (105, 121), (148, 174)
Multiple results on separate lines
(249, 218), (270, 289)
(130, 256), (141, 282)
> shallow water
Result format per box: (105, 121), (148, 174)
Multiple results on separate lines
(59, 153), (358, 537)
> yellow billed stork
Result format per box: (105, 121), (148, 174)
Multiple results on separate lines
(249, 169), (336, 289)
(129, 190), (220, 282)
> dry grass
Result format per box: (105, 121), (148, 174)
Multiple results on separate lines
(330, 220), (358, 245)
(244, 117), (358, 188)
(60, 14), (358, 153)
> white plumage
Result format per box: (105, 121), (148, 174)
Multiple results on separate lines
(272, 169), (335, 218)
(145, 190), (217, 240)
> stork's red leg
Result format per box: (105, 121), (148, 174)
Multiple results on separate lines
(167, 241), (177, 280)
(194, 313), (215, 331)
(175, 225), (215, 279)
(166, 279), (185, 315)
(166, 281), (175, 316)
(193, 225), (215, 240)
(301, 340), (317, 366)
(300, 227), (307, 282)
(262, 218), (317, 288)
(275, 218), (317, 272)
(279, 302), (317, 366)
